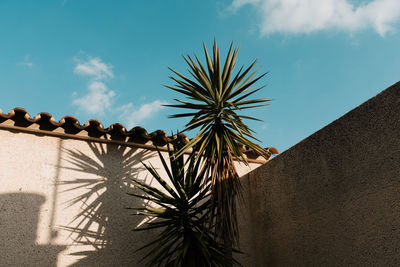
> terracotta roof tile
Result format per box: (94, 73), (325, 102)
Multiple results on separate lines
(0, 107), (278, 160)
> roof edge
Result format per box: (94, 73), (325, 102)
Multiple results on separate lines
(0, 107), (277, 164)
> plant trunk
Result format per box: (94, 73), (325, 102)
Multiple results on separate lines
(224, 235), (233, 267)
(207, 146), (241, 266)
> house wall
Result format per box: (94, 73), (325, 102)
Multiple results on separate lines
(237, 82), (400, 266)
(0, 129), (260, 267)
(2, 81), (398, 266)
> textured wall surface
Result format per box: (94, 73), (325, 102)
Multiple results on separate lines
(0, 130), (259, 267)
(2, 82), (398, 266)
(238, 82), (400, 266)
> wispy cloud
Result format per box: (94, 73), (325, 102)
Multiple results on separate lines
(74, 57), (114, 80)
(117, 100), (168, 129)
(72, 57), (115, 115)
(17, 55), (33, 68)
(229, 0), (400, 36)
(72, 55), (167, 128)
(73, 81), (116, 114)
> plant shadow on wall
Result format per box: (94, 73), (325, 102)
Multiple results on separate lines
(58, 142), (154, 266)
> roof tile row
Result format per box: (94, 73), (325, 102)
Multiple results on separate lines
(0, 107), (277, 159)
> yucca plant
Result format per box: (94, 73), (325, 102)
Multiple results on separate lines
(129, 138), (235, 267)
(165, 40), (272, 253)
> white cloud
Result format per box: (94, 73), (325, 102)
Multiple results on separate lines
(74, 57), (114, 80)
(72, 55), (167, 127)
(17, 55), (33, 68)
(72, 81), (116, 114)
(230, 0), (400, 36)
(72, 57), (115, 115)
(117, 100), (168, 129)
(18, 62), (33, 68)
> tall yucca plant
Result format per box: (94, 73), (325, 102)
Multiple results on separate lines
(165, 40), (271, 247)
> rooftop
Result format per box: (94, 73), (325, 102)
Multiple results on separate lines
(0, 107), (277, 163)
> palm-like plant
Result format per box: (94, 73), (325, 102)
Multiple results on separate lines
(165, 40), (271, 248)
(129, 138), (233, 267)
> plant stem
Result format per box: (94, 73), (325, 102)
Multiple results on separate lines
(224, 235), (233, 267)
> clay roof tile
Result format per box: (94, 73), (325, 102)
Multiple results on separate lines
(0, 107), (277, 161)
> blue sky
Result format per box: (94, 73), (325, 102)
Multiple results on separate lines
(1, 0), (399, 153)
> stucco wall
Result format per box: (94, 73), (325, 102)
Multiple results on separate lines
(238, 82), (400, 266)
(0, 130), (260, 266)
(2, 81), (398, 266)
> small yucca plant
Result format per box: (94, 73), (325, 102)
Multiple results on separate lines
(129, 138), (237, 267)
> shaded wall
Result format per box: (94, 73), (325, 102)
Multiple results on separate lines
(238, 82), (400, 266)
(0, 129), (259, 266)
(0, 193), (66, 266)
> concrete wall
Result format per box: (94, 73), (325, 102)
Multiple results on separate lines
(238, 82), (400, 266)
(0, 130), (260, 266)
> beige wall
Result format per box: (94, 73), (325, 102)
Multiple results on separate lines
(0, 129), (260, 266)
(237, 82), (400, 266)
(3, 82), (397, 266)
